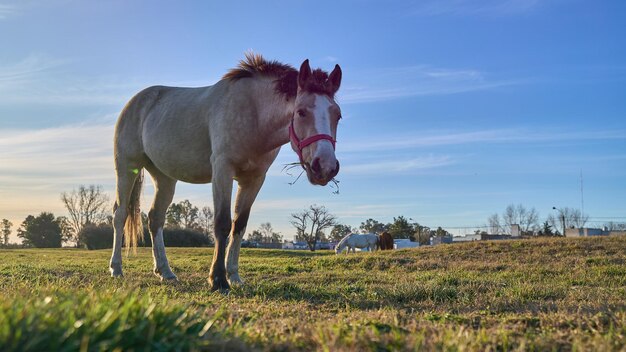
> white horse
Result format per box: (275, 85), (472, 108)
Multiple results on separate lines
(335, 233), (379, 254)
(109, 53), (342, 291)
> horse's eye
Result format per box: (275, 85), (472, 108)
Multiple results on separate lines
(338, 114), (342, 120)
(297, 109), (306, 117)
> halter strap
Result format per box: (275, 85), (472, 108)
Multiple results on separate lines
(289, 119), (336, 165)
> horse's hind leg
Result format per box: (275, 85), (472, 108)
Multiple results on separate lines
(110, 168), (140, 277)
(145, 166), (178, 281)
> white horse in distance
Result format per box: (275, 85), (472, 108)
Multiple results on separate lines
(335, 233), (378, 254)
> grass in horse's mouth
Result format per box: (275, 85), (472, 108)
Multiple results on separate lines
(282, 162), (340, 193)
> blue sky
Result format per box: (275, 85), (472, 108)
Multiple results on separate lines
(1, 0), (625, 241)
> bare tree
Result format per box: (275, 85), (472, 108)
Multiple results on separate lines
(494, 204), (540, 235)
(487, 213), (503, 234)
(290, 205), (336, 251)
(549, 207), (589, 234)
(60, 185), (110, 246)
(1, 219), (12, 245)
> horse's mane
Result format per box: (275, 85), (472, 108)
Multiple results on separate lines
(223, 52), (333, 99)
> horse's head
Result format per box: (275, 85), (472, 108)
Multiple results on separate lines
(289, 59), (342, 186)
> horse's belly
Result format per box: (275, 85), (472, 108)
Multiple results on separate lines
(146, 151), (213, 184)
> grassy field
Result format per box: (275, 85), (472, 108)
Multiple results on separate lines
(1, 236), (625, 351)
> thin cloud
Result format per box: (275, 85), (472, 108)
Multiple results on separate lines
(411, 0), (543, 17)
(0, 55), (220, 106)
(341, 128), (626, 153)
(341, 155), (453, 174)
(0, 4), (17, 19)
(340, 65), (523, 103)
(0, 123), (115, 191)
(0, 54), (68, 86)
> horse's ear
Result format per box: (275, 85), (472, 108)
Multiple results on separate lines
(298, 59), (311, 88)
(327, 64), (342, 94)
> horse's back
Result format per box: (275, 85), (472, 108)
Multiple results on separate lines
(114, 84), (219, 182)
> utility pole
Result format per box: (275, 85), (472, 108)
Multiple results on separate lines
(553, 207), (566, 236)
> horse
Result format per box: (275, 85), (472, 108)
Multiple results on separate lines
(377, 231), (394, 250)
(109, 53), (342, 291)
(335, 233), (379, 254)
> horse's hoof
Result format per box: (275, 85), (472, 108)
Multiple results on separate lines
(208, 276), (230, 292)
(228, 274), (244, 286)
(154, 268), (178, 281)
(110, 265), (123, 278)
(159, 272), (178, 282)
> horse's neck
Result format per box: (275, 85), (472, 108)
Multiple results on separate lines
(249, 79), (295, 151)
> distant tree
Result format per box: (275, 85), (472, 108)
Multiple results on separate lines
(388, 216), (415, 240)
(504, 204), (540, 234)
(144, 228), (211, 247)
(1, 219), (12, 245)
(260, 223), (282, 243)
(434, 227), (450, 237)
(60, 185), (110, 246)
(166, 200), (199, 229)
(247, 229), (264, 243)
(56, 216), (74, 243)
(79, 223), (113, 250)
(329, 224), (353, 242)
(17, 213), (63, 248)
(488, 204), (540, 235)
(290, 205), (336, 251)
(248, 223), (282, 243)
(197, 206), (214, 243)
(487, 213), (503, 234)
(414, 225), (431, 245)
(537, 221), (556, 237)
(359, 218), (386, 234)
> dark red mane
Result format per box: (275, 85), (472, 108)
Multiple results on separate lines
(223, 53), (334, 99)
(300, 69), (335, 98)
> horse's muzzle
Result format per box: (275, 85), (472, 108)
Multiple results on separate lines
(308, 159), (340, 185)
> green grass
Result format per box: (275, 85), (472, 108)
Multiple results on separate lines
(1, 236), (625, 351)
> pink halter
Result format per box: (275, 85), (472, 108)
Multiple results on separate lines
(289, 119), (336, 165)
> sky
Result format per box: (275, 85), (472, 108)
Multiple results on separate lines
(1, 0), (625, 242)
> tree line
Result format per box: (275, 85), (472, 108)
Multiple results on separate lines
(1, 185), (215, 249)
(3, 186), (625, 249)
(284, 205), (452, 251)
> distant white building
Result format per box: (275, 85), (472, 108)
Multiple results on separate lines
(565, 228), (626, 237)
(452, 234), (481, 242)
(394, 239), (420, 249)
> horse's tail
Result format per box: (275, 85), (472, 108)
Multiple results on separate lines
(124, 169), (144, 254)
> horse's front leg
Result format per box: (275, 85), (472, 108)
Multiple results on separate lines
(226, 175), (265, 285)
(209, 163), (234, 292)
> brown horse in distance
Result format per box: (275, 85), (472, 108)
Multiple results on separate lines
(378, 232), (394, 250)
